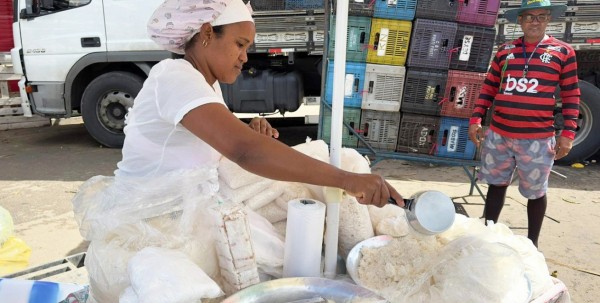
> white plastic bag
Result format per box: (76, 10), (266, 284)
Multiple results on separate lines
(341, 147), (371, 174)
(72, 167), (222, 303)
(277, 182), (314, 211)
(218, 157), (265, 189)
(338, 193), (374, 259)
(125, 247), (223, 303)
(368, 204), (405, 231)
(219, 179), (275, 204)
(0, 206), (13, 246)
(273, 220), (287, 237)
(246, 208), (285, 278)
(255, 201), (287, 224)
(244, 182), (286, 211)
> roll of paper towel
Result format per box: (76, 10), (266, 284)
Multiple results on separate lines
(283, 199), (326, 278)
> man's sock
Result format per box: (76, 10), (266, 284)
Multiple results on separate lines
(484, 185), (508, 225)
(527, 195), (547, 248)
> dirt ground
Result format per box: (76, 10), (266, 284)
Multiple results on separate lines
(1, 118), (598, 302)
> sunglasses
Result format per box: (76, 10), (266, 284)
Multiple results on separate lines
(520, 14), (550, 23)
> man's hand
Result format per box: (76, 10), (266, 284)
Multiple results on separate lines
(554, 136), (573, 160)
(249, 117), (279, 138)
(468, 124), (485, 147)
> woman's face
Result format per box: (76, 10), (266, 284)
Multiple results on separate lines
(205, 22), (255, 84)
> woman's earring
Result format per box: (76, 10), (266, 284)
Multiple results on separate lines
(203, 40), (208, 47)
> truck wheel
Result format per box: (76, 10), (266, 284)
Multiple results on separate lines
(81, 71), (144, 148)
(555, 80), (600, 165)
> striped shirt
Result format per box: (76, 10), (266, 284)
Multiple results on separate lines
(470, 36), (580, 140)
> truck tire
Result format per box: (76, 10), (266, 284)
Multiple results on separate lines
(555, 80), (600, 164)
(81, 71), (144, 148)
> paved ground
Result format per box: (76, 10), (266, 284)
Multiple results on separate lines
(1, 118), (598, 302)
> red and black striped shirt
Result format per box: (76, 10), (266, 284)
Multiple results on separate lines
(470, 36), (580, 140)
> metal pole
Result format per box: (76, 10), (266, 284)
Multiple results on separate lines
(324, 0), (349, 279)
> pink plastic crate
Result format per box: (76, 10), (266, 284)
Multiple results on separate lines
(456, 0), (501, 28)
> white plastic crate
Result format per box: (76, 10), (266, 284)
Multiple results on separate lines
(361, 64), (405, 112)
(358, 110), (401, 151)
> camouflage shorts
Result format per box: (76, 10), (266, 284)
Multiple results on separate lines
(478, 129), (556, 199)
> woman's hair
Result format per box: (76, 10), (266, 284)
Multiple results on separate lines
(185, 25), (226, 52)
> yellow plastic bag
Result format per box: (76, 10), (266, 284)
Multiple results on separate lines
(0, 236), (32, 275)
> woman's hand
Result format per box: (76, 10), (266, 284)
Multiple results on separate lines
(249, 117), (279, 138)
(343, 173), (404, 208)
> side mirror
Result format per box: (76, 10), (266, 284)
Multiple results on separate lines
(20, 0), (41, 19)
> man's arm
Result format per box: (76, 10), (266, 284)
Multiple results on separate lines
(558, 49), (580, 140)
(554, 47), (581, 160)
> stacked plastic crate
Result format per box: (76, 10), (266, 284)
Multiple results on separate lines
(324, 0), (415, 150)
(397, 0), (500, 160)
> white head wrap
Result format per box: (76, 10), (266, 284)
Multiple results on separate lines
(148, 0), (254, 54)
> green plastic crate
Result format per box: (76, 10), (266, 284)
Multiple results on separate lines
(322, 108), (362, 148)
(328, 16), (372, 63)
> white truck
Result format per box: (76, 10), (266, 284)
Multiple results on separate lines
(8, 0), (600, 163)
(9, 0), (324, 147)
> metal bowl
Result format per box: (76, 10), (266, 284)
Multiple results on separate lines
(345, 235), (394, 286)
(221, 277), (387, 303)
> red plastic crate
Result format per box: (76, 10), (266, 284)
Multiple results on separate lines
(0, 2), (13, 53)
(8, 80), (18, 92)
(441, 70), (486, 119)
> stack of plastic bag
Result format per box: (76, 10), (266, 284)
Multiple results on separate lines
(72, 167), (225, 303)
(0, 206), (31, 276)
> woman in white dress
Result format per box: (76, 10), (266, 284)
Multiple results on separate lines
(116, 0), (404, 208)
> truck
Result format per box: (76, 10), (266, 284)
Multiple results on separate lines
(6, 0), (600, 163)
(7, 0), (325, 148)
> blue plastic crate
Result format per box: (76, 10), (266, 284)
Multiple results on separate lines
(374, 0), (417, 21)
(285, 0), (325, 10)
(435, 117), (476, 160)
(325, 61), (367, 108)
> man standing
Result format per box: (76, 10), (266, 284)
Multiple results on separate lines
(468, 0), (580, 248)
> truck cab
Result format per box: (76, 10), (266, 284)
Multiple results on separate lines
(11, 0), (322, 147)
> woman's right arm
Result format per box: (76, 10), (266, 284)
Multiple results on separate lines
(181, 104), (403, 207)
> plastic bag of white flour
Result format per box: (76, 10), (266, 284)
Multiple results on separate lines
(218, 157), (265, 189)
(124, 247), (223, 303)
(256, 200), (287, 224)
(338, 193), (374, 259)
(219, 179), (275, 204)
(246, 208), (285, 278)
(72, 168), (222, 303)
(210, 204), (260, 295)
(244, 182), (286, 211)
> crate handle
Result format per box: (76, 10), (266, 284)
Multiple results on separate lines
(360, 32), (366, 44)
(442, 39), (449, 48)
(373, 33), (380, 50)
(349, 122), (355, 136)
(368, 81), (374, 93)
(435, 85), (441, 96)
(448, 0), (455, 7)
(354, 78), (360, 92)
(364, 123), (370, 137)
(449, 87), (457, 103)
(441, 129), (449, 146)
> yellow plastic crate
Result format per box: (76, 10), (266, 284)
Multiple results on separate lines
(367, 18), (412, 66)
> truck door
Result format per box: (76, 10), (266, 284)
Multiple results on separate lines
(18, 0), (107, 115)
(102, 0), (164, 52)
